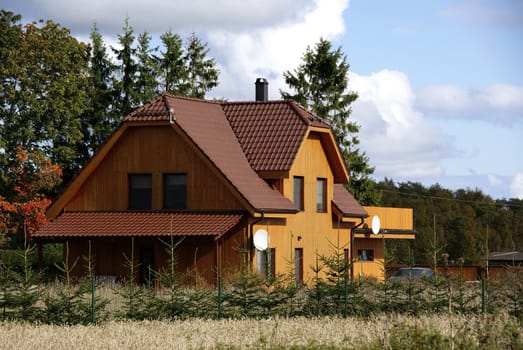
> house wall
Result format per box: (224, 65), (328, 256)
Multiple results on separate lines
(66, 126), (244, 211)
(252, 132), (357, 283)
(353, 237), (385, 280)
(363, 207), (413, 231)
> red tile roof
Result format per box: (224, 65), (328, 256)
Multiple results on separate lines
(223, 100), (330, 172)
(332, 184), (368, 218)
(34, 212), (244, 238)
(126, 95), (298, 213)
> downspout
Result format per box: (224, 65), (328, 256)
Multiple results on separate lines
(350, 217), (365, 281)
(249, 211), (265, 269)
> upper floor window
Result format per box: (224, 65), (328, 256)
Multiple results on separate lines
(293, 176), (304, 211)
(316, 178), (327, 212)
(129, 174), (152, 210)
(164, 173), (187, 209)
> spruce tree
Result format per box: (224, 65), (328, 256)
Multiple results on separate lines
(136, 31), (160, 104)
(76, 23), (117, 170)
(182, 33), (219, 98)
(159, 30), (186, 94)
(281, 38), (379, 204)
(112, 17), (139, 117)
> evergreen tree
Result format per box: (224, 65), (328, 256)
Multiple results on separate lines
(112, 17), (139, 117)
(182, 33), (219, 98)
(75, 23), (117, 171)
(281, 38), (379, 204)
(159, 30), (186, 94)
(135, 31), (160, 104)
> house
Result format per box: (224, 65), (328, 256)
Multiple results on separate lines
(488, 251), (523, 267)
(34, 79), (415, 285)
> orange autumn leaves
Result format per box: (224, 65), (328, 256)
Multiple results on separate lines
(0, 146), (62, 239)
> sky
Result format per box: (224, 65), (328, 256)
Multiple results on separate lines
(4, 0), (523, 200)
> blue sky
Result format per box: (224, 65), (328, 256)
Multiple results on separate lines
(4, 0), (523, 199)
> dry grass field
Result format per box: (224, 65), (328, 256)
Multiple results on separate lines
(1, 313), (521, 350)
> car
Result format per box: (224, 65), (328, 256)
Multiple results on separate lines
(389, 267), (434, 282)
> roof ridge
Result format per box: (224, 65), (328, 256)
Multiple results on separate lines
(287, 99), (331, 127)
(222, 99), (287, 106)
(164, 94), (222, 105)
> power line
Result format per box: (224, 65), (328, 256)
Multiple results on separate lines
(379, 189), (523, 209)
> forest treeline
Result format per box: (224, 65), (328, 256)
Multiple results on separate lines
(376, 179), (523, 266)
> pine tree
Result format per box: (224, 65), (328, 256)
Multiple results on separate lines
(159, 30), (186, 94)
(135, 31), (160, 104)
(281, 38), (379, 204)
(76, 23), (117, 171)
(112, 17), (139, 117)
(182, 33), (219, 98)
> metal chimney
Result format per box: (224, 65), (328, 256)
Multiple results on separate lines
(255, 78), (269, 101)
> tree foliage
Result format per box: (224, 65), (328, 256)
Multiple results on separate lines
(0, 147), (62, 247)
(378, 179), (523, 266)
(281, 38), (379, 205)
(0, 11), (89, 184)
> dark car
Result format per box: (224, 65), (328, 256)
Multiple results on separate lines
(389, 267), (434, 282)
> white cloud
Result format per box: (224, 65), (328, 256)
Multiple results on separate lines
(207, 0), (349, 100)
(417, 84), (523, 125)
(350, 70), (455, 178)
(8, 0), (318, 34)
(510, 173), (523, 199)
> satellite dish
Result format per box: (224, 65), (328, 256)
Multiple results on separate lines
(371, 215), (381, 235)
(253, 229), (269, 251)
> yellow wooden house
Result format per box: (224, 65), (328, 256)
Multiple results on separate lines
(34, 80), (414, 284)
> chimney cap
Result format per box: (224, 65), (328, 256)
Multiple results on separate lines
(255, 77), (269, 101)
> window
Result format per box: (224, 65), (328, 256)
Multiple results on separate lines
(293, 176), (304, 211)
(316, 178), (327, 212)
(256, 248), (276, 278)
(129, 174), (152, 210)
(358, 249), (374, 262)
(295, 248), (303, 285)
(164, 174), (187, 209)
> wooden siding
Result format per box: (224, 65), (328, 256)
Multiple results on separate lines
(353, 238), (385, 280)
(66, 126), (244, 211)
(363, 206), (413, 231)
(252, 132), (358, 283)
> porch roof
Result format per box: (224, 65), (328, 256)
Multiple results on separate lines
(33, 211), (244, 238)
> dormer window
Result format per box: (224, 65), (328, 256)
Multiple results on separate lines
(129, 174), (152, 210)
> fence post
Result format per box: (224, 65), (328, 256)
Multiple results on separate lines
(217, 276), (222, 318)
(481, 278), (486, 314)
(344, 260), (348, 318)
(91, 273), (95, 323)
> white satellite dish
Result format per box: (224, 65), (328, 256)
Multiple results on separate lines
(371, 215), (381, 235)
(253, 229), (269, 251)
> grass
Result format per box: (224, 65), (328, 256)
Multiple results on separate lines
(0, 313), (521, 350)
